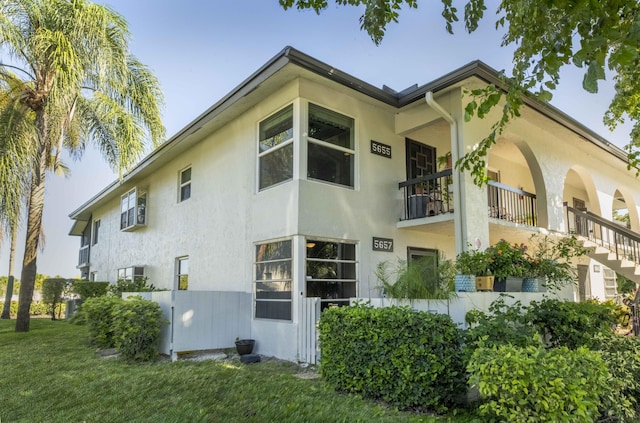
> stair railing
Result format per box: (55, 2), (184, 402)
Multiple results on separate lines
(566, 204), (640, 266)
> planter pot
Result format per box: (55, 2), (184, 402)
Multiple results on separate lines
(408, 194), (428, 219)
(455, 274), (476, 292)
(475, 275), (495, 291)
(235, 339), (255, 356)
(522, 277), (539, 292)
(493, 277), (506, 292)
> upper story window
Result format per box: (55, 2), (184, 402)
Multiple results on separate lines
(91, 219), (100, 246)
(120, 188), (147, 231)
(258, 104), (293, 190)
(307, 103), (355, 188)
(179, 167), (191, 202)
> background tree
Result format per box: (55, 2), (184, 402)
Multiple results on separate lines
(280, 0), (640, 184)
(0, 0), (165, 332)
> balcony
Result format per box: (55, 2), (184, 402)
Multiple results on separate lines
(398, 171), (538, 230)
(78, 245), (90, 268)
(488, 181), (537, 227)
(399, 169), (454, 221)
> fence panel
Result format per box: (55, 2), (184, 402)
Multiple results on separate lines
(298, 297), (321, 364)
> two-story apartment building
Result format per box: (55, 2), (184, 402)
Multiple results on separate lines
(69, 46), (640, 362)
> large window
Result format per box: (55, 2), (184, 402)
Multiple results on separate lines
(120, 188), (147, 230)
(255, 240), (292, 320)
(177, 256), (189, 290)
(258, 105), (293, 190)
(179, 167), (191, 202)
(306, 239), (357, 308)
(307, 104), (354, 188)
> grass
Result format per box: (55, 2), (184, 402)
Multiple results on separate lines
(0, 319), (475, 423)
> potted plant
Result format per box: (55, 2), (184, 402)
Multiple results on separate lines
(375, 253), (457, 302)
(485, 240), (528, 291)
(523, 234), (587, 292)
(235, 337), (255, 355)
(455, 248), (493, 291)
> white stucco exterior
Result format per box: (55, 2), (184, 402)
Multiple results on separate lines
(70, 47), (640, 362)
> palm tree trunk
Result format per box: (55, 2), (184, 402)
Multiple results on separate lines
(1, 224), (18, 319)
(15, 112), (48, 332)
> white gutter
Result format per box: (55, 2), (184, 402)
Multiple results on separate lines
(425, 91), (465, 254)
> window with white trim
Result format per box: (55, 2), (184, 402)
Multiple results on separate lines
(258, 105), (293, 190)
(306, 239), (357, 309)
(255, 240), (292, 320)
(120, 188), (147, 231)
(307, 104), (355, 188)
(91, 219), (100, 245)
(179, 167), (191, 202)
(177, 256), (189, 290)
(117, 266), (144, 283)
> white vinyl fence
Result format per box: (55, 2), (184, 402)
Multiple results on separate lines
(123, 291), (251, 360)
(298, 297), (321, 364)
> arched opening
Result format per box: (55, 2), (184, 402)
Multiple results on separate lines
(487, 136), (548, 228)
(562, 166), (602, 216)
(612, 186), (639, 232)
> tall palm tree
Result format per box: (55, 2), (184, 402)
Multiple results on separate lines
(0, 0), (165, 332)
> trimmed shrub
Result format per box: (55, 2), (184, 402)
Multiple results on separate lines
(589, 333), (640, 421)
(112, 296), (166, 362)
(319, 302), (465, 412)
(72, 281), (109, 299)
(468, 343), (610, 422)
(525, 298), (617, 349)
(107, 277), (155, 297)
(42, 278), (70, 319)
(465, 296), (538, 354)
(82, 295), (124, 348)
(0, 301), (60, 316)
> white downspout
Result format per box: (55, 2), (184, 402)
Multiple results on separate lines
(425, 91), (465, 254)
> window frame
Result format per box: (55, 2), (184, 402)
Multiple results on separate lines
(117, 266), (144, 283)
(91, 219), (100, 246)
(306, 103), (356, 188)
(120, 188), (147, 231)
(176, 256), (189, 290)
(179, 167), (192, 202)
(257, 104), (294, 191)
(305, 238), (358, 309)
(254, 238), (293, 321)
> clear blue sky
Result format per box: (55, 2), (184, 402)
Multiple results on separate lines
(0, 0), (630, 279)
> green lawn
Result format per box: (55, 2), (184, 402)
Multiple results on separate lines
(0, 319), (473, 423)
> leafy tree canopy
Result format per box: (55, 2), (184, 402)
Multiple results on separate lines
(280, 0), (640, 184)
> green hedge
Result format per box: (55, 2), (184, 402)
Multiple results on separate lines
(0, 301), (64, 316)
(81, 296), (123, 348)
(468, 343), (610, 422)
(525, 299), (618, 349)
(72, 281), (109, 299)
(589, 333), (640, 421)
(319, 302), (465, 412)
(81, 295), (166, 361)
(112, 296), (165, 361)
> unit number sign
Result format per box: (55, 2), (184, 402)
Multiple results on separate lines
(370, 140), (391, 158)
(372, 237), (394, 252)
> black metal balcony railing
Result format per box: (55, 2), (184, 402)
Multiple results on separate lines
(399, 171), (538, 225)
(487, 181), (537, 226)
(78, 245), (90, 267)
(398, 169), (454, 220)
(566, 205), (640, 266)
